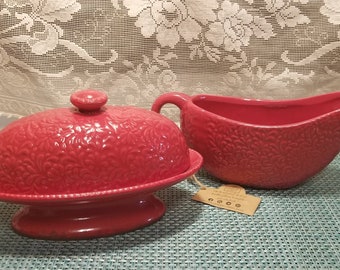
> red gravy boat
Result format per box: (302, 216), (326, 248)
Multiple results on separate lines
(152, 91), (340, 189)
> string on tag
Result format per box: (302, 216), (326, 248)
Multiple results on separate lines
(190, 174), (207, 189)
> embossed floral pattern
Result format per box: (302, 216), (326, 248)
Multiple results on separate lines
(0, 106), (191, 195)
(179, 93), (340, 188)
(0, 0), (340, 121)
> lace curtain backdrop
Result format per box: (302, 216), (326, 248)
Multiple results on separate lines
(0, 0), (340, 120)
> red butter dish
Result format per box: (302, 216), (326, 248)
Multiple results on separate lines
(0, 90), (202, 239)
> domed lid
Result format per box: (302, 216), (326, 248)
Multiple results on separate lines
(0, 90), (191, 196)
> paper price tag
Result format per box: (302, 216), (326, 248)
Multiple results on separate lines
(192, 184), (261, 216)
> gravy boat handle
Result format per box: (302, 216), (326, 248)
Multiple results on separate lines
(152, 92), (190, 113)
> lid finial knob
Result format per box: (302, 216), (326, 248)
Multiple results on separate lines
(70, 90), (108, 112)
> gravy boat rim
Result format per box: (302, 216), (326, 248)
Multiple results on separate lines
(188, 91), (340, 128)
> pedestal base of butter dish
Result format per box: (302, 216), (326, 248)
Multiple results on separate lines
(12, 194), (165, 240)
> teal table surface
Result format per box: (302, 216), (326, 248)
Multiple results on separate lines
(0, 155), (339, 269)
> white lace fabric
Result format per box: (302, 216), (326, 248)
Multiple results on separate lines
(0, 0), (339, 119)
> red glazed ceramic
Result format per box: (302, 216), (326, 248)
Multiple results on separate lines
(0, 90), (203, 239)
(152, 91), (340, 189)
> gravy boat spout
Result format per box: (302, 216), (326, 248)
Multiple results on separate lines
(152, 91), (340, 189)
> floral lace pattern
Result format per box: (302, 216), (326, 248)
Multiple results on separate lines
(1, 0), (340, 119)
